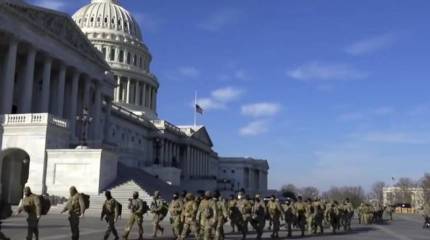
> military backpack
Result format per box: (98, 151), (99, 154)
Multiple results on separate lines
(116, 201), (122, 217)
(39, 195), (51, 215)
(79, 193), (90, 212)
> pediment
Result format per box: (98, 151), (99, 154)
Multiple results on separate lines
(4, 1), (109, 69)
(192, 127), (213, 147)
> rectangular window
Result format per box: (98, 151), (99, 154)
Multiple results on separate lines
(139, 57), (143, 68)
(110, 47), (115, 61)
(127, 53), (131, 64)
(102, 47), (107, 58)
(119, 50), (124, 62)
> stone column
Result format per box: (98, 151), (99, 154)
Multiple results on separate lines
(151, 88), (156, 110)
(0, 39), (18, 114)
(56, 64), (67, 117)
(126, 78), (131, 104)
(93, 81), (102, 145)
(82, 76), (91, 109)
(134, 81), (140, 105)
(19, 47), (37, 113)
(69, 71), (80, 140)
(142, 83), (147, 107)
(158, 139), (164, 166)
(186, 147), (190, 177)
(154, 89), (158, 112)
(39, 57), (52, 113)
(114, 75), (120, 102)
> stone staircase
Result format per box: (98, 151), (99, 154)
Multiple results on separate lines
(83, 163), (181, 216)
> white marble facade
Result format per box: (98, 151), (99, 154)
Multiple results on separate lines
(0, 0), (269, 200)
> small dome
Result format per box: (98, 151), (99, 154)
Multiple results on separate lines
(72, 0), (142, 41)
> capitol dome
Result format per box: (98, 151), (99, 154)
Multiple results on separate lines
(73, 0), (159, 119)
(72, 0), (142, 41)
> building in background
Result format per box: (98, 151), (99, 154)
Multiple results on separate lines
(383, 187), (424, 209)
(218, 157), (269, 196)
(0, 0), (269, 210)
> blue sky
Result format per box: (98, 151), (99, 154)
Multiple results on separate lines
(29, 0), (430, 191)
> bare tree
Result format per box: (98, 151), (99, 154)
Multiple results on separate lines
(394, 177), (416, 204)
(371, 181), (386, 205)
(299, 186), (320, 200)
(281, 184), (298, 199)
(420, 173), (430, 202)
(322, 186), (366, 208)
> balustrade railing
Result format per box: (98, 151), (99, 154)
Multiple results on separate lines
(0, 113), (68, 128)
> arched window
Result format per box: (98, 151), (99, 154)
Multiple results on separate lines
(139, 56), (143, 68)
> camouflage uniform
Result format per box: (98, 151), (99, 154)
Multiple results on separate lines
(267, 197), (283, 238)
(123, 192), (145, 240)
(325, 202), (340, 233)
(342, 200), (354, 231)
(283, 200), (296, 238)
(197, 192), (218, 240)
(305, 200), (315, 234)
(294, 197), (307, 237)
(169, 194), (183, 239)
(252, 195), (266, 240)
(100, 192), (119, 240)
(151, 191), (165, 237)
(312, 199), (324, 234)
(18, 187), (41, 240)
(215, 196), (228, 240)
(62, 187), (85, 240)
(227, 197), (240, 233)
(238, 195), (253, 240)
(180, 193), (199, 240)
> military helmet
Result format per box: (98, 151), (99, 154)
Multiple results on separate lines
(186, 193), (194, 200)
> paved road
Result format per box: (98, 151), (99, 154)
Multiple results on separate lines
(1, 214), (429, 239)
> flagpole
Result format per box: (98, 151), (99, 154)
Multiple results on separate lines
(194, 91), (197, 129)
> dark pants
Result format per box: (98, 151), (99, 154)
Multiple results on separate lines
(68, 215), (80, 240)
(104, 217), (118, 240)
(26, 216), (39, 240)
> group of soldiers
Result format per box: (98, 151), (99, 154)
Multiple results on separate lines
(2, 186), (398, 240)
(357, 202), (394, 225)
(165, 192), (358, 240)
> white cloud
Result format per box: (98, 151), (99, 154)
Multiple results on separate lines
(178, 66), (200, 78)
(211, 87), (243, 102)
(164, 66), (201, 81)
(287, 62), (367, 82)
(345, 34), (395, 56)
(196, 86), (243, 111)
(218, 69), (250, 82)
(239, 120), (268, 136)
(133, 12), (164, 33)
(199, 8), (242, 32)
(196, 98), (224, 110)
(241, 102), (281, 118)
(33, 0), (68, 10)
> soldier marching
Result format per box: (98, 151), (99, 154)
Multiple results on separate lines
(6, 186), (401, 239)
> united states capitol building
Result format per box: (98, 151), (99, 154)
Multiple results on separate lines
(0, 0), (269, 206)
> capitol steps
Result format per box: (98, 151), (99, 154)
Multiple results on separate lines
(83, 163), (181, 216)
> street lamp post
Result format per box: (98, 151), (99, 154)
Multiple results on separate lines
(76, 107), (93, 148)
